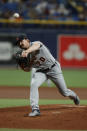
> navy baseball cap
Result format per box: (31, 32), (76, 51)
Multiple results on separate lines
(16, 34), (28, 45)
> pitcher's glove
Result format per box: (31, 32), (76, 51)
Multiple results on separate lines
(14, 50), (31, 72)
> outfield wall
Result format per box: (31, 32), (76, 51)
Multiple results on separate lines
(0, 28), (87, 68)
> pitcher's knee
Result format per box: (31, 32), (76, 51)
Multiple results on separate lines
(61, 90), (69, 97)
(31, 82), (38, 89)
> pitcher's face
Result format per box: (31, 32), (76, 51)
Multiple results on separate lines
(19, 39), (30, 49)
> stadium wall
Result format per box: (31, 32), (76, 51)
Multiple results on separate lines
(0, 28), (87, 67)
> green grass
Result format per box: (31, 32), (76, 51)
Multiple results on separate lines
(0, 69), (51, 87)
(0, 68), (87, 87)
(63, 69), (87, 88)
(0, 99), (87, 108)
(0, 69), (31, 87)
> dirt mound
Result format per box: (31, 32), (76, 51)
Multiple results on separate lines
(0, 104), (87, 130)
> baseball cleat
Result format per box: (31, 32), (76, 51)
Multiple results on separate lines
(74, 95), (80, 105)
(29, 109), (40, 117)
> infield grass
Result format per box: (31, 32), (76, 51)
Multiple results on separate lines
(0, 68), (87, 87)
(0, 99), (87, 108)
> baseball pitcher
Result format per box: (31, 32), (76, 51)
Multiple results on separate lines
(15, 34), (80, 117)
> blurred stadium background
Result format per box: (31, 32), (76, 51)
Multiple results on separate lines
(0, 1), (87, 131)
(0, 0), (87, 88)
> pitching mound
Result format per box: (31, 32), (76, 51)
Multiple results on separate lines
(0, 104), (87, 130)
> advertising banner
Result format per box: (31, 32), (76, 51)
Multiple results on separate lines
(58, 35), (87, 68)
(0, 42), (12, 61)
(0, 34), (17, 66)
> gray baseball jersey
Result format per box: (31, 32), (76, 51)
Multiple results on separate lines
(29, 41), (56, 70)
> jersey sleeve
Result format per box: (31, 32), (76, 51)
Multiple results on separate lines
(32, 41), (43, 48)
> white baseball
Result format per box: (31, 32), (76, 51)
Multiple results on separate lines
(13, 13), (20, 18)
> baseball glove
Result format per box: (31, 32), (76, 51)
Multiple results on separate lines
(14, 49), (31, 72)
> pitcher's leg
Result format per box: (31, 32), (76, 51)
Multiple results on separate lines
(30, 72), (47, 110)
(47, 63), (80, 105)
(52, 73), (77, 98)
(50, 73), (80, 105)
